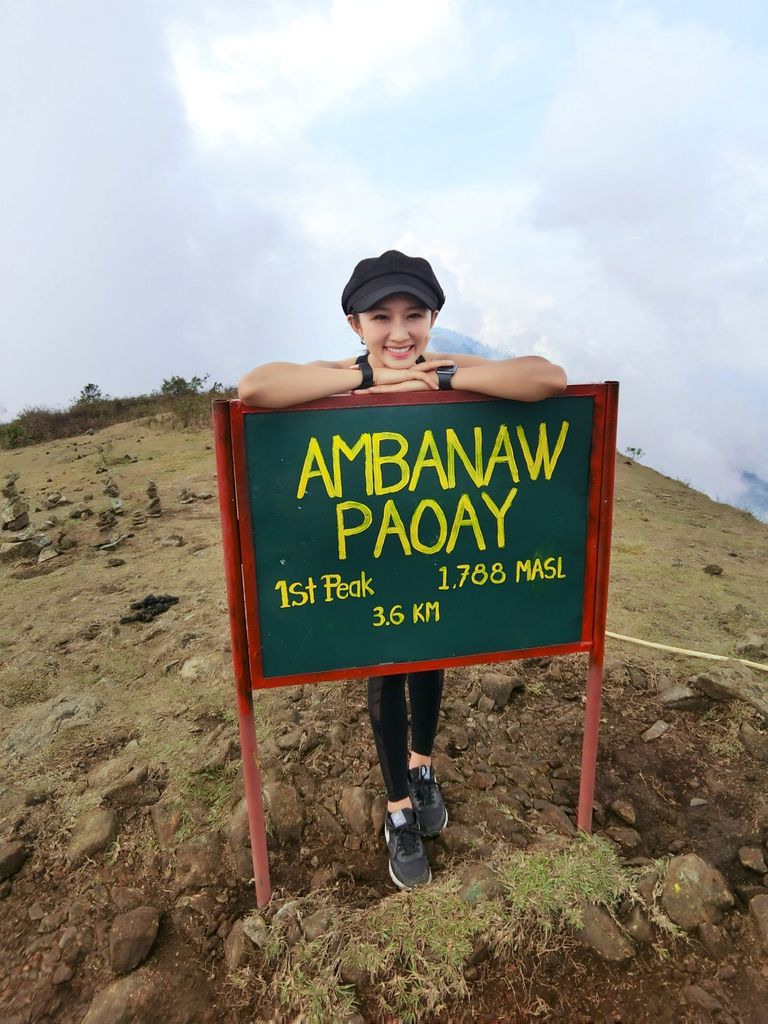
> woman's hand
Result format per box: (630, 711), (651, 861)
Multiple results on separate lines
(353, 359), (452, 394)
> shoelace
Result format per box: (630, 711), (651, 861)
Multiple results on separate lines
(412, 772), (438, 808)
(395, 821), (423, 856)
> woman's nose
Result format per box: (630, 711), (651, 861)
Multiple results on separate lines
(388, 320), (410, 341)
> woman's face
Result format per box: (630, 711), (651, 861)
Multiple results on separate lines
(348, 293), (438, 368)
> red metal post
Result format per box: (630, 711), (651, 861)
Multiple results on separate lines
(212, 400), (272, 907)
(577, 383), (619, 831)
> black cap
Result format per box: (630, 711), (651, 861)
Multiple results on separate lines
(341, 250), (446, 315)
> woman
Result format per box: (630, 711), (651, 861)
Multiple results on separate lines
(239, 249), (566, 889)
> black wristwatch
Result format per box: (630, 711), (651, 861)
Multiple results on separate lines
(436, 364), (458, 390)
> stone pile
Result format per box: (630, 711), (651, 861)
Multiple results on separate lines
(2, 473), (29, 532)
(146, 482), (161, 518)
(0, 473), (61, 565)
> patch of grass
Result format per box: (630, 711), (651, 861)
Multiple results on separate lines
(0, 666), (55, 708)
(702, 700), (754, 759)
(265, 834), (634, 1024)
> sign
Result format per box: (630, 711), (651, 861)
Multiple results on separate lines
(241, 395), (594, 680)
(213, 383), (618, 906)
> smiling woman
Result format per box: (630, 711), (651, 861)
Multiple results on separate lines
(237, 248), (566, 891)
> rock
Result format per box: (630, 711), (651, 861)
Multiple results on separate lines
(735, 635), (766, 657)
(67, 809), (118, 866)
(109, 907), (160, 974)
(662, 854), (734, 930)
(703, 564), (723, 576)
(608, 799), (636, 825)
(477, 695), (496, 714)
(51, 964), (74, 985)
(480, 671), (522, 708)
(604, 827), (641, 849)
(623, 905), (653, 943)
(275, 728), (303, 751)
(242, 913), (269, 948)
(339, 787), (371, 836)
(103, 765), (151, 806)
(329, 723), (347, 747)
(149, 801), (182, 848)
(160, 534), (185, 547)
(575, 904), (635, 962)
(224, 920), (250, 970)
(81, 972), (156, 1024)
(438, 824), (475, 855)
(457, 863), (502, 906)
(111, 886), (144, 912)
(193, 725), (239, 772)
(174, 833), (223, 892)
(468, 770), (495, 790)
(690, 663), (768, 717)
(264, 782), (305, 842)
(273, 901), (301, 945)
(301, 907), (335, 941)
(682, 985), (721, 1012)
(371, 795), (387, 835)
(5, 694), (103, 759)
(0, 841), (28, 881)
(739, 847), (768, 874)
(641, 720), (670, 742)
(179, 656), (211, 681)
(749, 894), (768, 953)
(433, 752), (463, 783)
(659, 684), (710, 712)
(698, 922), (730, 960)
(738, 722), (768, 763)
(635, 870), (658, 906)
(536, 802), (575, 835)
(37, 546), (58, 563)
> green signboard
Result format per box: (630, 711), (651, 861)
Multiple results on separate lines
(241, 395), (593, 678)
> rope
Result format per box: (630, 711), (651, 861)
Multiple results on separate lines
(605, 630), (768, 674)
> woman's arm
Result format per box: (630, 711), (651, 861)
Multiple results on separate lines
(364, 353), (567, 402)
(237, 358), (452, 409)
(450, 354), (567, 402)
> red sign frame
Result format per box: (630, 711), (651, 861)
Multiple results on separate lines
(213, 383), (619, 907)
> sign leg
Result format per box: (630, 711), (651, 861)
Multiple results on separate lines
(577, 649), (604, 831)
(237, 692), (272, 908)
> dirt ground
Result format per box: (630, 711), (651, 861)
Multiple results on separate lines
(1, 416), (768, 1023)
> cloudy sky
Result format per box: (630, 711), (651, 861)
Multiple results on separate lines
(2, 1), (767, 514)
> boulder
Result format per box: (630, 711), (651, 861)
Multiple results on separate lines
(66, 809), (118, 867)
(480, 671), (523, 708)
(689, 664), (768, 717)
(5, 694), (103, 760)
(174, 833), (223, 892)
(749, 894), (768, 953)
(81, 972), (156, 1024)
(457, 863), (502, 906)
(661, 854), (734, 930)
(738, 722), (768, 763)
(339, 787), (372, 836)
(109, 906), (160, 974)
(575, 904), (635, 962)
(0, 841), (28, 881)
(263, 782), (305, 842)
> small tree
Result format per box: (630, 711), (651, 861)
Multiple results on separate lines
(76, 383), (104, 404)
(624, 446), (645, 461)
(161, 374), (209, 398)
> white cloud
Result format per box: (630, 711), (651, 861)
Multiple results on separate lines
(170, 0), (466, 148)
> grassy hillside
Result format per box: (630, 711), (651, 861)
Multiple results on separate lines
(1, 410), (767, 1023)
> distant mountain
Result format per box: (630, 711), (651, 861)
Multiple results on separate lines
(739, 471), (768, 521)
(430, 327), (505, 360)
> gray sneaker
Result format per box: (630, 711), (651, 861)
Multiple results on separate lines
(407, 765), (448, 838)
(384, 808), (431, 890)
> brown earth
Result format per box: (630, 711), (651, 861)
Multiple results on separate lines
(1, 417), (768, 1023)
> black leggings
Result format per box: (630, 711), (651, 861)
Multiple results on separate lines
(367, 670), (444, 802)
